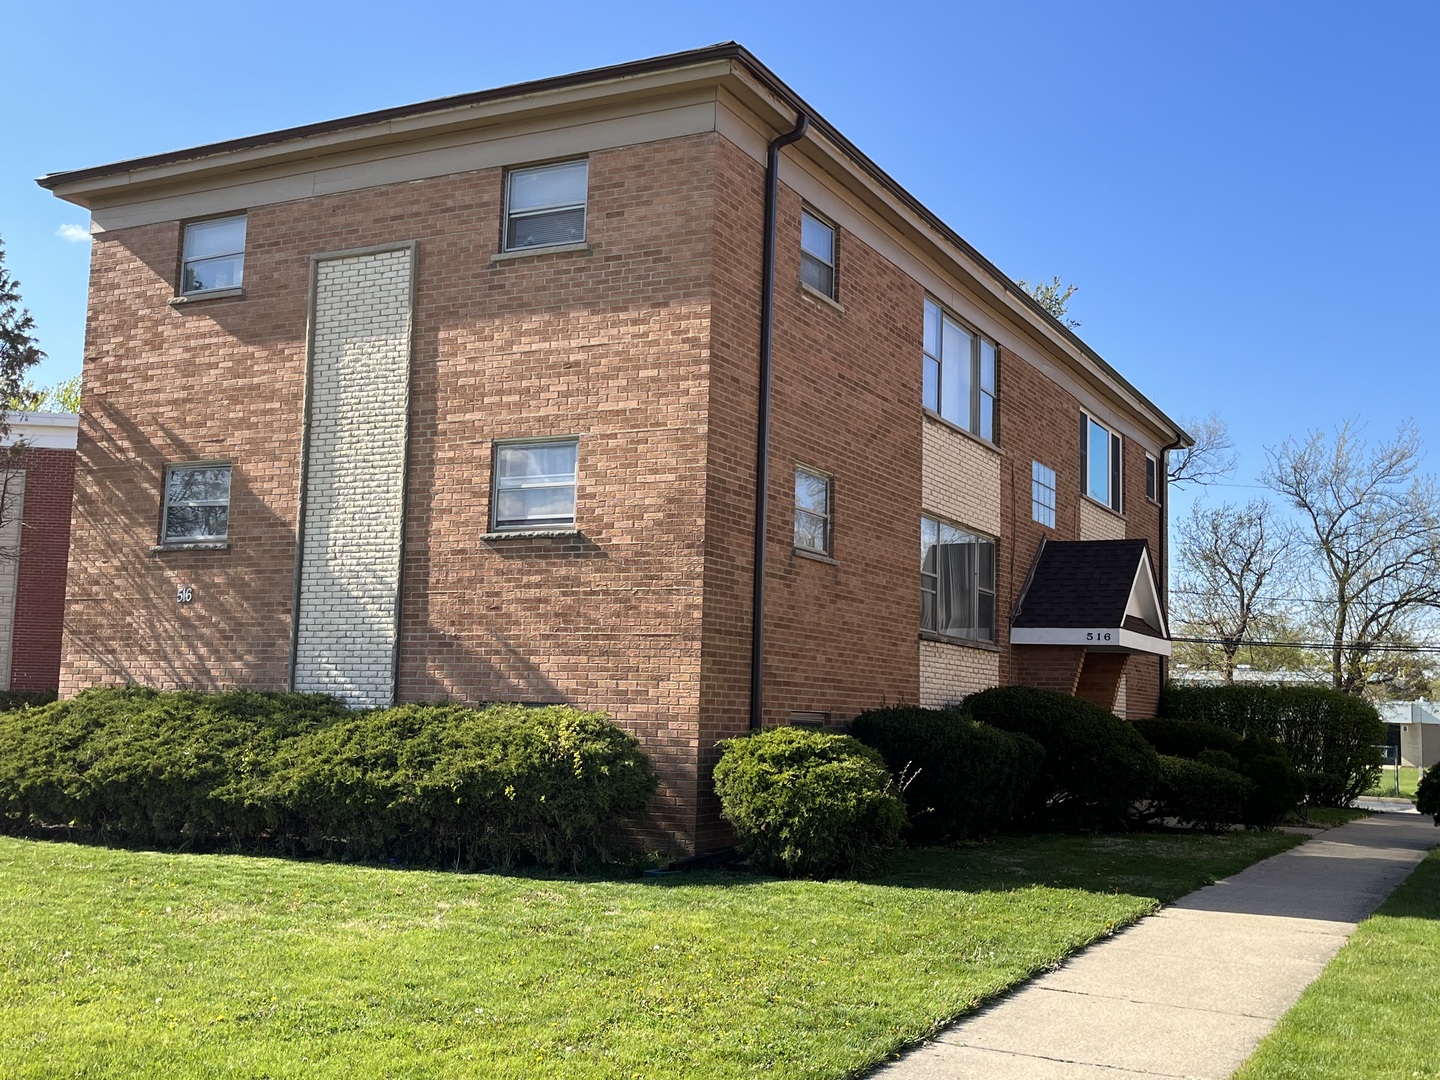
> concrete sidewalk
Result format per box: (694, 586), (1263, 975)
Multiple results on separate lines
(872, 812), (1439, 1080)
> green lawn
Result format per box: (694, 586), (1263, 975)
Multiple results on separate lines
(0, 832), (1301, 1079)
(1365, 766), (1421, 800)
(1302, 807), (1371, 828)
(1235, 846), (1440, 1080)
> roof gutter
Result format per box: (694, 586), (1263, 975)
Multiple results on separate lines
(750, 110), (810, 731)
(1156, 432), (1188, 688)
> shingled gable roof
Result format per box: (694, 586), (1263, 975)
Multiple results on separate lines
(1010, 539), (1170, 656)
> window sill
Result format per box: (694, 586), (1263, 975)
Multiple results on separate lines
(798, 281), (844, 313)
(792, 547), (839, 566)
(919, 630), (1000, 653)
(1080, 493), (1126, 521)
(489, 242), (592, 265)
(152, 541), (229, 553)
(481, 528), (581, 541)
(169, 288), (245, 306)
(922, 409), (1001, 455)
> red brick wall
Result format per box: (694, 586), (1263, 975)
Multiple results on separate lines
(9, 447), (74, 691)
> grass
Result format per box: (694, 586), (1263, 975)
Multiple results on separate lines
(1364, 766), (1421, 801)
(1234, 845), (1440, 1080)
(0, 830), (1302, 1079)
(1302, 807), (1371, 828)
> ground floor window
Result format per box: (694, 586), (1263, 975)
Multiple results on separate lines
(162, 463), (231, 544)
(920, 515), (995, 642)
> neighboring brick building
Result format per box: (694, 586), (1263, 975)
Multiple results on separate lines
(39, 44), (1189, 851)
(0, 412), (78, 692)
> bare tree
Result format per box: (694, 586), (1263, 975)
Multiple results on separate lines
(0, 237), (46, 561)
(1168, 412), (1238, 489)
(1263, 420), (1440, 694)
(1016, 275), (1080, 330)
(1172, 499), (1294, 683)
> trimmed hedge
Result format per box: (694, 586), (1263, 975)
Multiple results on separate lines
(1133, 717), (1243, 761)
(713, 727), (905, 878)
(1150, 755), (1253, 832)
(1160, 684), (1383, 806)
(1417, 768), (1439, 824)
(0, 690), (56, 712)
(848, 705), (1040, 843)
(1134, 716), (1304, 827)
(0, 688), (657, 869)
(963, 686), (1159, 828)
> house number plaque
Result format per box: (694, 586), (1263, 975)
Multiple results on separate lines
(176, 586), (194, 604)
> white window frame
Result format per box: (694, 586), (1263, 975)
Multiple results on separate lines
(504, 160), (589, 252)
(799, 209), (837, 300)
(490, 437), (579, 531)
(1032, 461), (1057, 529)
(920, 514), (997, 643)
(180, 215), (246, 296)
(161, 462), (232, 544)
(794, 465), (833, 556)
(1080, 412), (1123, 514)
(1145, 453), (1159, 502)
(923, 298), (997, 442)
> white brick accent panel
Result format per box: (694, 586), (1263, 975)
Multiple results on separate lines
(293, 246), (414, 706)
(1115, 672), (1128, 719)
(1078, 497), (1126, 541)
(919, 639), (999, 708)
(0, 470), (23, 689)
(922, 418), (1001, 535)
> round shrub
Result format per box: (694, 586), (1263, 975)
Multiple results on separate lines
(1234, 736), (1305, 827)
(1414, 768), (1439, 824)
(1134, 717), (1243, 761)
(963, 686), (1160, 828)
(849, 705), (1040, 843)
(713, 727), (905, 878)
(1150, 755), (1253, 832)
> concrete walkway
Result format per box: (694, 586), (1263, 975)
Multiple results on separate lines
(872, 811), (1439, 1080)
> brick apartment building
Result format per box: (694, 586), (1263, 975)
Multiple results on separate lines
(1, 412), (78, 693)
(39, 44), (1188, 851)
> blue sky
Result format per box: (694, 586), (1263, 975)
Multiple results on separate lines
(4, 0), (1437, 512)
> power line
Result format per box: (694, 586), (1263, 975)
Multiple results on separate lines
(1173, 636), (1440, 654)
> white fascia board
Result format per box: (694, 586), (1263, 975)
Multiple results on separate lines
(3, 412), (79, 450)
(1125, 547), (1168, 638)
(1009, 626), (1172, 657)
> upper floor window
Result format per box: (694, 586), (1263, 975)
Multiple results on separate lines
(923, 299), (996, 441)
(162, 463), (231, 544)
(920, 515), (996, 642)
(505, 160), (588, 251)
(1145, 453), (1158, 502)
(492, 438), (579, 530)
(1081, 412), (1122, 513)
(181, 216), (246, 295)
(794, 466), (832, 555)
(1032, 461), (1057, 529)
(800, 210), (837, 299)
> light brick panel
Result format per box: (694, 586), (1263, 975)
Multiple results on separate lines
(1078, 497), (1126, 541)
(919, 639), (999, 708)
(922, 418), (1002, 535)
(0, 471), (23, 686)
(293, 246), (414, 706)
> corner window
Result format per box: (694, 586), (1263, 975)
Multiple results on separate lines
(794, 466), (832, 555)
(505, 160), (588, 251)
(162, 463), (231, 543)
(1145, 453), (1158, 502)
(920, 515), (996, 642)
(1080, 412), (1122, 513)
(800, 210), (837, 299)
(923, 299), (997, 441)
(181, 216), (246, 295)
(492, 439), (578, 530)
(1032, 461), (1057, 529)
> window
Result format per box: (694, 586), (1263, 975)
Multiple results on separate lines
(162, 463), (231, 543)
(800, 210), (837, 299)
(920, 515), (996, 642)
(1080, 412), (1122, 513)
(505, 160), (588, 250)
(1032, 461), (1057, 528)
(923, 299), (997, 441)
(492, 439), (579, 530)
(1145, 453), (1158, 502)
(181, 216), (246, 295)
(794, 466), (832, 555)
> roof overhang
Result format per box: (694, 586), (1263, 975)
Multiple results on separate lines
(3, 411), (79, 451)
(1009, 626), (1171, 657)
(1011, 539), (1170, 657)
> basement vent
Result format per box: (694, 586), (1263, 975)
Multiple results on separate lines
(789, 711), (829, 728)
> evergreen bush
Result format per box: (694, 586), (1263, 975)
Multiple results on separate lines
(1150, 755), (1253, 832)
